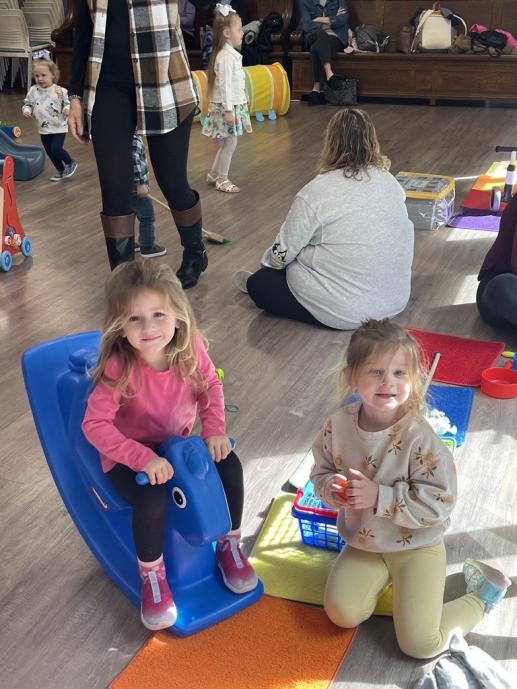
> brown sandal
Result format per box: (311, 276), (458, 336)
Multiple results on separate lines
(215, 178), (240, 193)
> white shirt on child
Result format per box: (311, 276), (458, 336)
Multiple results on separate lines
(210, 42), (247, 111)
(311, 403), (457, 553)
(22, 84), (70, 134)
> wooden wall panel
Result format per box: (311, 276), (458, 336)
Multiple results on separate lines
(499, 0), (517, 35)
(348, 0), (382, 27)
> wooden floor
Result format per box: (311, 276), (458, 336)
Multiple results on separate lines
(1, 92), (516, 689)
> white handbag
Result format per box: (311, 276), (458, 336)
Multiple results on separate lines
(411, 2), (466, 52)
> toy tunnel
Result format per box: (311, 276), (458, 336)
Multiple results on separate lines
(192, 62), (290, 121)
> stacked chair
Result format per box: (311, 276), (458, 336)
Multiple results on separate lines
(0, 0), (63, 90)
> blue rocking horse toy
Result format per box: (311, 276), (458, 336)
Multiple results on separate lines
(22, 331), (263, 636)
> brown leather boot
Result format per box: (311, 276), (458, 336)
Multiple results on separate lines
(171, 192), (207, 289)
(100, 213), (135, 270)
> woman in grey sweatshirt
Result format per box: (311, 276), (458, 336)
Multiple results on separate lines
(243, 108), (414, 330)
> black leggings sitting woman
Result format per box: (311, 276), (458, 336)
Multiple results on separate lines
(477, 192), (517, 329)
(302, 0), (349, 105)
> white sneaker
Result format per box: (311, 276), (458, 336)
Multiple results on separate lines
(234, 270), (252, 293)
(49, 171), (64, 181)
(62, 161), (78, 178)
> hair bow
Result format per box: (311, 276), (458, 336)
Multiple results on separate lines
(215, 1), (236, 17)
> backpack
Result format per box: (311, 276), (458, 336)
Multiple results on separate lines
(242, 12), (283, 66)
(469, 29), (507, 56)
(355, 24), (390, 52)
(411, 3), (467, 52)
(323, 76), (358, 106)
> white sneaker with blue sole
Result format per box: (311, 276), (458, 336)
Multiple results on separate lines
(463, 558), (512, 612)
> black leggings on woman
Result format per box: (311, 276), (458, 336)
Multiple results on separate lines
(306, 29), (343, 82)
(246, 267), (324, 326)
(476, 274), (517, 329)
(90, 84), (197, 216)
(108, 451), (244, 562)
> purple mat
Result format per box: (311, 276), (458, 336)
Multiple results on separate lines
(448, 209), (500, 232)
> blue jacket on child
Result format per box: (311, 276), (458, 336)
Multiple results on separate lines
(302, 0), (350, 47)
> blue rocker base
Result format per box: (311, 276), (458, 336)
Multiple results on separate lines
(22, 331), (263, 636)
(0, 129), (45, 181)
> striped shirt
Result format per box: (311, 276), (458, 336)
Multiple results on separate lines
(74, 0), (199, 135)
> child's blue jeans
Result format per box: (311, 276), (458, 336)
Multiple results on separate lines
(130, 193), (156, 249)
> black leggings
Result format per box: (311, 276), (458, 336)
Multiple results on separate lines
(90, 85), (197, 216)
(306, 30), (343, 82)
(246, 267), (324, 326)
(40, 133), (73, 172)
(476, 274), (517, 329)
(108, 450), (244, 562)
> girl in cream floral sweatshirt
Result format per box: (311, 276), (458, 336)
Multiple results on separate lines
(311, 319), (511, 659)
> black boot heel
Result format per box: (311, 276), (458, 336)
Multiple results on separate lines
(176, 247), (208, 289)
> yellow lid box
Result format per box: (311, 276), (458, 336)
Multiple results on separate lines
(396, 171), (455, 200)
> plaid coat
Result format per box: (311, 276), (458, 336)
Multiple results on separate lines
(84, 0), (199, 135)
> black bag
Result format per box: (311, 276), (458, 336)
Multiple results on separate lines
(355, 24), (390, 52)
(469, 29), (507, 56)
(323, 76), (358, 106)
(243, 11), (283, 66)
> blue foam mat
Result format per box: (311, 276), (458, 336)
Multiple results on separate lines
(426, 383), (474, 446)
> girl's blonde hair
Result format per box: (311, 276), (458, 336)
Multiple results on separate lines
(207, 11), (240, 99)
(337, 319), (428, 415)
(32, 58), (59, 83)
(92, 260), (204, 397)
(319, 108), (389, 180)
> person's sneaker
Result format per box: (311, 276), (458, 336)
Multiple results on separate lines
(234, 270), (252, 293)
(139, 559), (177, 630)
(327, 75), (342, 90)
(216, 532), (258, 594)
(134, 242), (141, 253)
(49, 171), (64, 182)
(308, 90), (325, 106)
(140, 244), (167, 258)
(463, 558), (512, 613)
(62, 161), (78, 179)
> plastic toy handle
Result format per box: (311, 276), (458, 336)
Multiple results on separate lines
(135, 437), (236, 485)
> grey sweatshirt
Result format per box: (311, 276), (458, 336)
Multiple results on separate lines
(261, 167), (414, 329)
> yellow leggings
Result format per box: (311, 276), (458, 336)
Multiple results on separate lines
(324, 542), (484, 659)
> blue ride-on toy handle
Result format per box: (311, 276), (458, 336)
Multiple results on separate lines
(136, 437), (237, 485)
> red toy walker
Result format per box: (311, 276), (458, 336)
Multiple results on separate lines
(1, 155), (32, 272)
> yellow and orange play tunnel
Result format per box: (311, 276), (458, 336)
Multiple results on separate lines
(192, 62), (290, 120)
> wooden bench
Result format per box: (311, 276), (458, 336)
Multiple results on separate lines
(289, 0), (517, 104)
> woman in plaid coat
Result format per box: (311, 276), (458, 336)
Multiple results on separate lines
(68, 0), (208, 289)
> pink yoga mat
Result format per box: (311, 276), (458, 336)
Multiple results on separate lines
(407, 328), (505, 387)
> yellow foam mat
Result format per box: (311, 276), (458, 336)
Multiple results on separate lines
(250, 493), (393, 616)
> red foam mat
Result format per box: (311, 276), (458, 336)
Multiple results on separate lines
(407, 328), (505, 387)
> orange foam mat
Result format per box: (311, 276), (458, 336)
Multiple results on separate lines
(110, 596), (357, 689)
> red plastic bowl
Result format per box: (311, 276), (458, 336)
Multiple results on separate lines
(481, 366), (517, 398)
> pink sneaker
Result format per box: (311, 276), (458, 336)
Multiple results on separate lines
(138, 558), (177, 631)
(216, 532), (258, 594)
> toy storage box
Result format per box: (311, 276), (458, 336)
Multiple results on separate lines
(291, 481), (345, 552)
(396, 171), (455, 230)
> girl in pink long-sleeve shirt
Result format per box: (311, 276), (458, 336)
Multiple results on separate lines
(82, 260), (257, 631)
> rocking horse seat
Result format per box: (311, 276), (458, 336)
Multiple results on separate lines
(22, 331), (263, 636)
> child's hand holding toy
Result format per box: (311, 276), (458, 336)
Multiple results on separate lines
(345, 468), (379, 509)
(205, 435), (232, 462)
(330, 474), (349, 507)
(143, 456), (174, 485)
